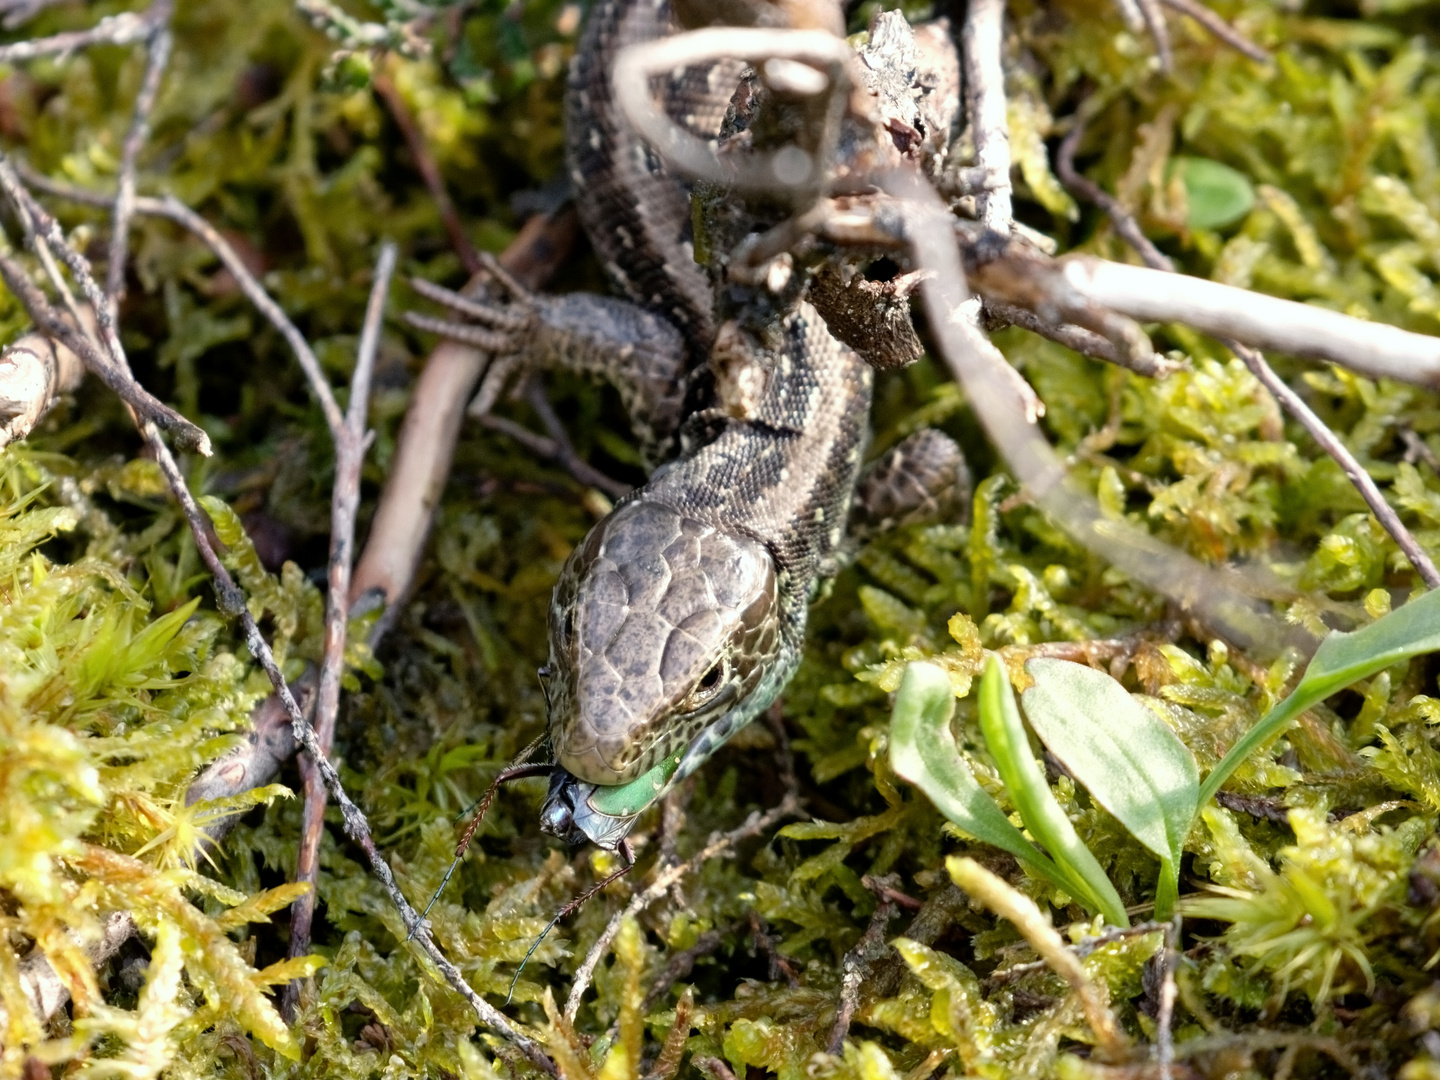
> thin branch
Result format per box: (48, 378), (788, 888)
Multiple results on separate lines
(144, 196), (345, 439)
(961, 0), (1012, 233)
(0, 10), (152, 62)
(1234, 341), (1440, 587)
(9, 171), (347, 440)
(18, 209), (577, 1039)
(149, 425), (555, 1074)
(107, 9), (173, 309)
(1156, 918), (1180, 1079)
(1134, 0), (1174, 73)
(982, 297), (1181, 378)
(1157, 0), (1270, 62)
(0, 0), (79, 31)
(0, 162), (553, 1070)
(372, 66), (482, 274)
(1058, 118), (1440, 589)
(1056, 122), (1173, 272)
(827, 886), (900, 1053)
(282, 242), (398, 1018)
(563, 794), (804, 1021)
(0, 247), (209, 452)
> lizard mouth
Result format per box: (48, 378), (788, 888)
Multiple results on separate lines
(539, 769), (640, 850)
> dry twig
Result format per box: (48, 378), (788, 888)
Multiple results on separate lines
(827, 883), (901, 1052)
(106, 3), (172, 309)
(960, 0), (1012, 232)
(564, 794), (804, 1021)
(476, 410), (631, 499)
(280, 242), (398, 1018)
(1057, 118), (1440, 589)
(0, 168), (554, 1073)
(1157, 0), (1269, 62)
(373, 65), (482, 275)
(0, 10), (153, 62)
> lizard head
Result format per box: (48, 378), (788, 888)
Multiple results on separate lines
(539, 497), (781, 810)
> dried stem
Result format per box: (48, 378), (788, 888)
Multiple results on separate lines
(948, 857), (1130, 1062)
(983, 298), (1181, 378)
(1058, 117), (1440, 589)
(563, 794), (804, 1021)
(144, 196), (345, 439)
(281, 242), (398, 1018)
(106, 6), (173, 309)
(1134, 0), (1174, 73)
(826, 885), (900, 1052)
(0, 10), (153, 62)
(961, 0), (1012, 233)
(0, 163), (553, 1071)
(1156, 918), (1180, 1078)
(1157, 0), (1270, 62)
(0, 247), (208, 453)
(12, 172), (346, 440)
(1234, 341), (1440, 587)
(476, 411), (631, 499)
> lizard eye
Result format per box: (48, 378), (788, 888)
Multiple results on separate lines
(683, 658), (728, 711)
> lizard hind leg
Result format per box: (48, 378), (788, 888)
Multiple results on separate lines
(848, 428), (972, 543)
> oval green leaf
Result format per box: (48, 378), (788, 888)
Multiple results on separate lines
(1021, 658), (1198, 917)
(1171, 156), (1255, 230)
(888, 661), (1079, 899)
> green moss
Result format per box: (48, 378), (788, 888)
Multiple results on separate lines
(6, 0), (1440, 1074)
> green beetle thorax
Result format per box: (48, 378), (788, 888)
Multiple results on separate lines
(542, 496), (780, 787)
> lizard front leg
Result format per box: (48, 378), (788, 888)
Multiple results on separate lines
(408, 262), (692, 467)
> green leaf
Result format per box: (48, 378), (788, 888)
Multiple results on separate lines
(1171, 156), (1255, 230)
(978, 658), (1129, 927)
(887, 661), (1084, 902)
(1200, 586), (1440, 808)
(1021, 658), (1198, 918)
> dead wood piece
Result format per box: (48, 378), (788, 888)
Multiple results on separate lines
(808, 262), (923, 370)
(960, 0), (1011, 233)
(0, 328), (83, 448)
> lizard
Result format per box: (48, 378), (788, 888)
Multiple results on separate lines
(408, 0), (971, 862)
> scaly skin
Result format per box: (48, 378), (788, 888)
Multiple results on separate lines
(416, 0), (969, 850)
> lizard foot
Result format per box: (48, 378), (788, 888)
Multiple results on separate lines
(405, 253), (541, 416)
(849, 428), (971, 541)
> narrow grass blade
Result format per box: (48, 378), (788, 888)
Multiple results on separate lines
(889, 661), (1081, 899)
(978, 657), (1129, 927)
(1199, 586), (1440, 808)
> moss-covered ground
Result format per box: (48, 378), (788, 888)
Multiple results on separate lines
(5, 0), (1440, 1075)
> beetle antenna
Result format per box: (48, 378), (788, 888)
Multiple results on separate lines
(407, 733), (551, 940)
(506, 840), (636, 1004)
